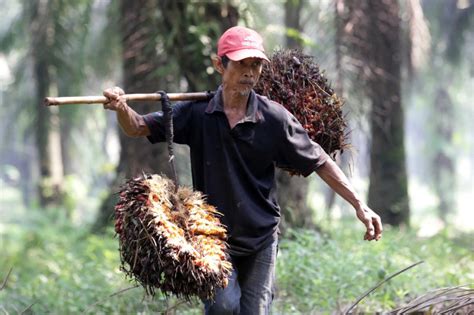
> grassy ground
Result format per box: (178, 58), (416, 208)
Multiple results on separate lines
(0, 207), (472, 314)
(274, 225), (473, 313)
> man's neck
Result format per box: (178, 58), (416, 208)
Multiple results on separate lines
(221, 87), (250, 129)
(221, 87), (250, 112)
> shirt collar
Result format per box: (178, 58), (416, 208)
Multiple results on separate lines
(205, 85), (262, 123)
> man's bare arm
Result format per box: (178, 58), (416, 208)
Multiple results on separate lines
(103, 87), (150, 137)
(315, 158), (383, 241)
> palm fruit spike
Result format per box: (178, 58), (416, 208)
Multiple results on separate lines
(254, 49), (349, 162)
(114, 174), (232, 300)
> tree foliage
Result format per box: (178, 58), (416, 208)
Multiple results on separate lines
(0, 0), (471, 233)
(1, 0), (94, 207)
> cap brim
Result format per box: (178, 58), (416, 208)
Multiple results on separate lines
(226, 49), (270, 62)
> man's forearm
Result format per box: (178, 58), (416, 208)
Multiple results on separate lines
(116, 103), (150, 137)
(316, 158), (383, 240)
(315, 158), (363, 210)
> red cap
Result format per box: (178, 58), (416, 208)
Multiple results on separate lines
(217, 26), (269, 62)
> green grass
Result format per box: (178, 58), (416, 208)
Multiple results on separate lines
(1, 209), (472, 314)
(275, 224), (473, 314)
(0, 209), (200, 314)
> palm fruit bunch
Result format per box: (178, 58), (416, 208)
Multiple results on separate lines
(114, 174), (232, 300)
(254, 49), (348, 158)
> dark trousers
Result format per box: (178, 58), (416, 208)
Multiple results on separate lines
(204, 239), (278, 315)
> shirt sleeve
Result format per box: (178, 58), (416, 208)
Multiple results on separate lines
(275, 109), (329, 177)
(142, 101), (193, 145)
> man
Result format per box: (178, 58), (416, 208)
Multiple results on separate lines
(103, 26), (382, 315)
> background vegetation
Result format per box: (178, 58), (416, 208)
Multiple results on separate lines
(1, 0), (473, 313)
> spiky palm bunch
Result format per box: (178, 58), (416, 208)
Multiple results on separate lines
(254, 49), (348, 159)
(115, 174), (232, 300)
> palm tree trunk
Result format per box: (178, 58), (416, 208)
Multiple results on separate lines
(342, 0), (410, 226)
(365, 0), (410, 226)
(93, 0), (172, 231)
(278, 0), (314, 231)
(29, 0), (64, 207)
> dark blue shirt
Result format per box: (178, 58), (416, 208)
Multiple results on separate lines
(143, 87), (329, 255)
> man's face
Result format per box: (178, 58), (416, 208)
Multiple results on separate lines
(216, 57), (263, 96)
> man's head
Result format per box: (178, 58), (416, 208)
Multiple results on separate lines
(213, 26), (269, 96)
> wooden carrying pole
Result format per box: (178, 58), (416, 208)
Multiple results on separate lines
(44, 92), (211, 106)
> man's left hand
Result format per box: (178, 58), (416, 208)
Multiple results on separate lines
(356, 206), (383, 241)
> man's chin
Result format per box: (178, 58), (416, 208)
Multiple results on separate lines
(237, 85), (253, 96)
(238, 90), (251, 97)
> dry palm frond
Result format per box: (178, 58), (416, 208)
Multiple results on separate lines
(344, 261), (424, 314)
(114, 174), (232, 300)
(1, 267), (12, 291)
(390, 285), (474, 315)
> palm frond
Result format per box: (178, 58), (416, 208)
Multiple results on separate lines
(390, 285), (474, 314)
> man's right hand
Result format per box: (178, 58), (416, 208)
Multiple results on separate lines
(103, 86), (126, 111)
(102, 86), (151, 137)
